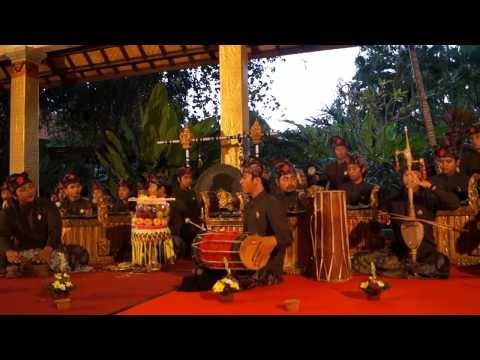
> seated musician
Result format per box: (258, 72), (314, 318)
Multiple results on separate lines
(170, 167), (202, 257)
(1, 181), (11, 209)
(146, 174), (168, 198)
(0, 172), (89, 275)
(178, 158), (292, 291)
(338, 154), (375, 208)
(137, 181), (147, 198)
(59, 173), (93, 217)
(112, 178), (135, 213)
(460, 122), (480, 176)
(318, 136), (352, 189)
(352, 168), (460, 278)
(431, 140), (469, 204)
(271, 159), (306, 213)
(91, 181), (112, 215)
(50, 181), (66, 209)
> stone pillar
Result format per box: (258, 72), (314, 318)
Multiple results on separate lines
(7, 46), (45, 188)
(219, 45), (249, 169)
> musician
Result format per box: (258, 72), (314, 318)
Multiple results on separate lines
(59, 173), (93, 217)
(306, 165), (321, 187)
(178, 159), (292, 291)
(137, 181), (147, 198)
(170, 166), (202, 257)
(112, 178), (135, 213)
(460, 123), (480, 176)
(367, 169), (460, 278)
(240, 158), (293, 285)
(50, 182), (66, 210)
(319, 136), (351, 189)
(91, 181), (111, 215)
(147, 174), (168, 198)
(272, 159), (306, 213)
(0, 172), (87, 274)
(339, 154), (374, 207)
(430, 142), (469, 204)
(1, 181), (11, 209)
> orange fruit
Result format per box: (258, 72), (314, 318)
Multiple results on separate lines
(135, 218), (144, 225)
(144, 218), (153, 226)
(153, 218), (162, 226)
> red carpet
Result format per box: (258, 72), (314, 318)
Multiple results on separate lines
(0, 270), (182, 315)
(119, 266), (480, 315)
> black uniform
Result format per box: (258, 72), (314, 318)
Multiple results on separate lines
(460, 145), (480, 176)
(170, 186), (202, 255)
(244, 191), (293, 281)
(320, 161), (349, 190)
(271, 188), (307, 214)
(381, 187), (460, 263)
(59, 198), (92, 217)
(0, 198), (62, 269)
(339, 181), (374, 207)
(430, 172), (469, 204)
(112, 199), (135, 213)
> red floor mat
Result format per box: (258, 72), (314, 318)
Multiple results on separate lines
(119, 266), (480, 315)
(0, 270), (182, 315)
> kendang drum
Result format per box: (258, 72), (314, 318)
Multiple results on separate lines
(131, 196), (175, 268)
(310, 191), (351, 282)
(192, 232), (247, 271)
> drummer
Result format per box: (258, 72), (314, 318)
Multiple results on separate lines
(318, 136), (352, 189)
(240, 158), (293, 286)
(178, 158), (292, 290)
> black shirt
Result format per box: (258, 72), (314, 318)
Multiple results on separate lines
(244, 191), (292, 249)
(271, 188), (307, 214)
(170, 186), (202, 240)
(339, 181), (374, 207)
(112, 199), (135, 213)
(430, 172), (469, 204)
(320, 160), (349, 190)
(60, 197), (93, 217)
(0, 198), (62, 252)
(380, 187), (460, 261)
(460, 145), (480, 176)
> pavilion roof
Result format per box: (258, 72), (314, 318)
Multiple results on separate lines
(0, 45), (353, 90)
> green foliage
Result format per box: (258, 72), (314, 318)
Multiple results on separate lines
(95, 83), (219, 197)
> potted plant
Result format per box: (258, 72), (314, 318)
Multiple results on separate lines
(212, 258), (240, 302)
(359, 262), (390, 300)
(45, 273), (75, 310)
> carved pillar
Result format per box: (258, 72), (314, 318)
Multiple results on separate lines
(7, 46), (45, 188)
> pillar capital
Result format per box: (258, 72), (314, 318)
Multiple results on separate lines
(6, 46), (46, 65)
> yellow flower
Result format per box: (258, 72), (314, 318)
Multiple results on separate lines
(360, 281), (369, 289)
(377, 281), (385, 288)
(65, 281), (73, 288)
(53, 281), (61, 289)
(54, 274), (62, 280)
(231, 282), (240, 290)
(59, 284), (66, 291)
(212, 281), (225, 293)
